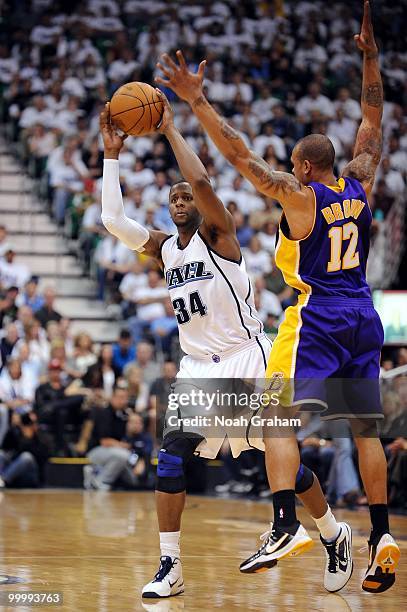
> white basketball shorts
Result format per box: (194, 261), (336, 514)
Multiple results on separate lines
(163, 333), (272, 459)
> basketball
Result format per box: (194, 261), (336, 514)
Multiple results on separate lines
(110, 81), (164, 136)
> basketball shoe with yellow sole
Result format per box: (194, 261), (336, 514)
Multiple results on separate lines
(239, 522), (314, 574)
(362, 533), (400, 593)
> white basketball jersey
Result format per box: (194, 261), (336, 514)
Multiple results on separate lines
(161, 230), (263, 357)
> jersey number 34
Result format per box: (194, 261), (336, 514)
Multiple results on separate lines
(327, 221), (360, 272)
(172, 291), (208, 324)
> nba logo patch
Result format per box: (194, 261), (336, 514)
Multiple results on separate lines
(212, 354), (220, 363)
(268, 372), (284, 392)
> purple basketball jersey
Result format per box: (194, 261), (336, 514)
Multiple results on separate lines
(277, 176), (372, 299)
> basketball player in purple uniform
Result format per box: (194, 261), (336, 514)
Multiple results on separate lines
(157, 1), (400, 593)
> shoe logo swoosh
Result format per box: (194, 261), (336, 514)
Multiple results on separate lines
(338, 532), (351, 571)
(168, 579), (179, 588)
(339, 557), (348, 571)
(265, 534), (288, 554)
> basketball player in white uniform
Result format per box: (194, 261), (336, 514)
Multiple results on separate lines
(100, 96), (271, 598)
(100, 94), (348, 600)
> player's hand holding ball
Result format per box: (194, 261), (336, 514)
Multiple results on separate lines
(154, 89), (175, 135)
(99, 102), (127, 157)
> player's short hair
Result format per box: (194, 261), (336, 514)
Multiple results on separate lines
(295, 134), (335, 170)
(170, 180), (191, 192)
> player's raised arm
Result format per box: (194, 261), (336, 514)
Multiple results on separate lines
(156, 51), (309, 210)
(155, 90), (236, 236)
(100, 103), (168, 261)
(342, 1), (383, 195)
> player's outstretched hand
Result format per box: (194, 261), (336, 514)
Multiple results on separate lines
(99, 102), (127, 154)
(354, 1), (378, 58)
(156, 50), (206, 104)
(155, 89), (175, 134)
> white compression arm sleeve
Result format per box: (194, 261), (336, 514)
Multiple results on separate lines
(101, 158), (150, 252)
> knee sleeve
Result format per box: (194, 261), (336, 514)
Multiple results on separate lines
(156, 435), (203, 494)
(295, 463), (314, 494)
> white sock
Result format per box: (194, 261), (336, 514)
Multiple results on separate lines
(312, 506), (340, 542)
(160, 531), (180, 558)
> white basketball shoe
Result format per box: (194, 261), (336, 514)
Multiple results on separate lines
(142, 556), (184, 599)
(320, 522), (353, 592)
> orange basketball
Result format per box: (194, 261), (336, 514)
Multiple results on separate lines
(110, 82), (164, 136)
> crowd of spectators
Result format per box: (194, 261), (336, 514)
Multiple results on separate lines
(0, 0), (405, 297)
(0, 0), (406, 504)
(0, 276), (170, 489)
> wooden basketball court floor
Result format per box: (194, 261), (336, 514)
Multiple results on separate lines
(0, 490), (404, 611)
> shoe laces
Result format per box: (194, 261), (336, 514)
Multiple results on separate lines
(258, 523), (281, 552)
(325, 540), (339, 573)
(153, 556), (177, 582)
(259, 521), (274, 541)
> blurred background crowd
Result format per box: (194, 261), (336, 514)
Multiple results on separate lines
(0, 0), (406, 508)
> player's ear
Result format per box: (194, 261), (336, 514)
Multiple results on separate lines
(304, 160), (311, 175)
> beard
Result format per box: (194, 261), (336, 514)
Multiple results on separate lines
(173, 215), (191, 227)
(172, 209), (202, 228)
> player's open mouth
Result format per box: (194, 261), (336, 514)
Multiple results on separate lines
(175, 212), (187, 217)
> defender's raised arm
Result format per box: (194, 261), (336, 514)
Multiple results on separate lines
(342, 1), (383, 194)
(156, 51), (309, 211)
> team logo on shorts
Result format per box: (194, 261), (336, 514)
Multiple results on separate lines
(268, 372), (285, 392)
(212, 354), (220, 363)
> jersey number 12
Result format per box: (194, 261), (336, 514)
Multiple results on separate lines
(172, 291), (208, 324)
(327, 221), (360, 272)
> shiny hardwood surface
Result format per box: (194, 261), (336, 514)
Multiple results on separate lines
(0, 490), (405, 611)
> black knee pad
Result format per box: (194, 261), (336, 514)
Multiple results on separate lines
(156, 434), (203, 494)
(295, 463), (314, 494)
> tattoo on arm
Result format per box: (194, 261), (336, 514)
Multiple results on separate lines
(191, 93), (239, 140)
(354, 124), (382, 163)
(220, 121), (240, 141)
(362, 82), (383, 108)
(342, 153), (377, 184)
(191, 95), (245, 160)
(248, 158), (301, 195)
(192, 95), (209, 108)
(344, 124), (382, 184)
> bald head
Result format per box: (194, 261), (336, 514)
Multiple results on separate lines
(295, 134), (335, 171)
